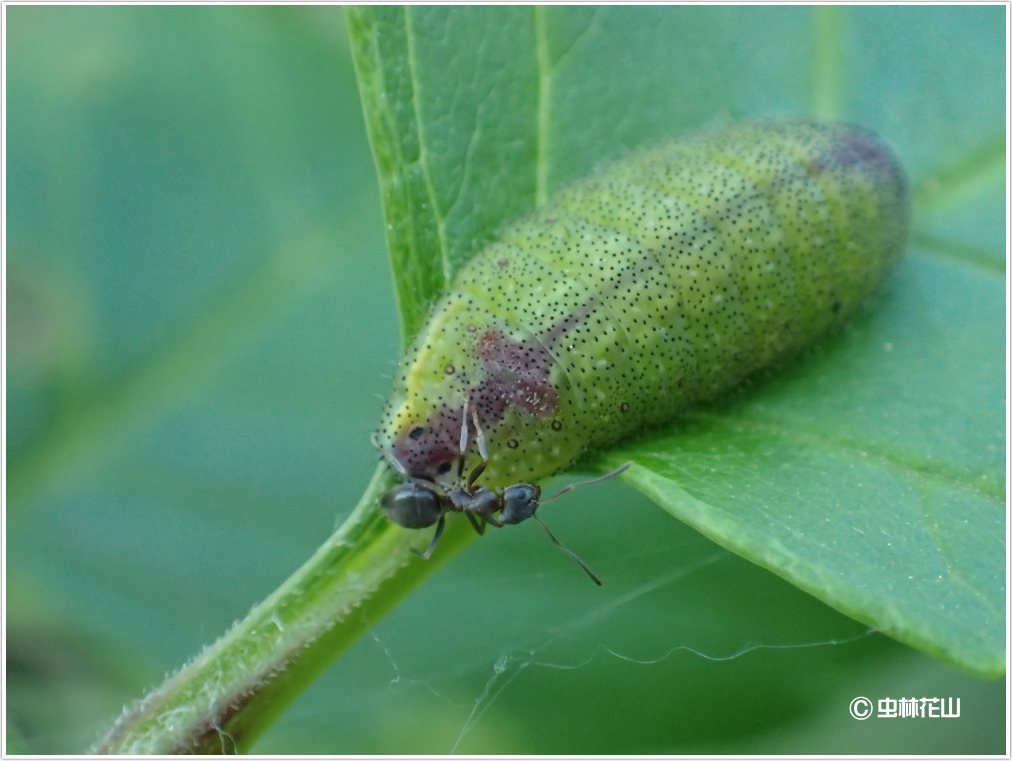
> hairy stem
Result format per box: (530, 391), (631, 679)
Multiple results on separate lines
(93, 464), (474, 754)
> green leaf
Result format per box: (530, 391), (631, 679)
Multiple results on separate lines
(351, 5), (1004, 677)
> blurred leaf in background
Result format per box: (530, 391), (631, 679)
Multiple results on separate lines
(5, 4), (1005, 755)
(6, 5), (392, 752)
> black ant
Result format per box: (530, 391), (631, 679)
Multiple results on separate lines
(376, 401), (630, 585)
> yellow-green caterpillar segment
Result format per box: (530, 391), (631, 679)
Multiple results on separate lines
(377, 121), (908, 491)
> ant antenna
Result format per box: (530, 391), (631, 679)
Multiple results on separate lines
(532, 462), (632, 585)
(532, 515), (603, 586)
(540, 462), (633, 505)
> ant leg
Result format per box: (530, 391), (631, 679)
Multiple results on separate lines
(412, 512), (446, 560)
(471, 405), (489, 461)
(454, 392), (479, 484)
(471, 405), (489, 462)
(540, 462), (633, 505)
(456, 394), (470, 484)
(465, 512), (503, 534)
(465, 512), (486, 536)
(465, 404), (489, 489)
(532, 516), (602, 586)
(458, 392), (472, 457)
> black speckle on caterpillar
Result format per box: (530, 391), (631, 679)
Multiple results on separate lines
(376, 120), (908, 495)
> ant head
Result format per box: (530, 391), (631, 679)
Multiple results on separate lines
(498, 483), (541, 525)
(380, 482), (443, 529)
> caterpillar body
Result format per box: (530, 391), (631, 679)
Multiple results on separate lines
(376, 121), (908, 505)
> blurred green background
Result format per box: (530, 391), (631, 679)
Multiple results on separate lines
(5, 5), (1005, 755)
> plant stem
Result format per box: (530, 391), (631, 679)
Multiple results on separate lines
(93, 463), (474, 754)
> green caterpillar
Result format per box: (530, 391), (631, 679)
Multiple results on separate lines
(377, 121), (908, 517)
